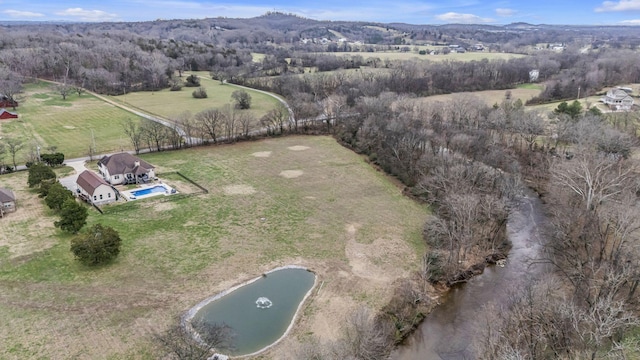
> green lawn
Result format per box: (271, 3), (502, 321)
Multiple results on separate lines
(0, 81), (142, 160)
(0, 135), (429, 359)
(107, 72), (281, 122)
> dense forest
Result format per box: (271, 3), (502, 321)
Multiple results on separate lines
(2, 13), (640, 359)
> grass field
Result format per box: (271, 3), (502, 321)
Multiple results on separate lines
(0, 135), (429, 359)
(0, 81), (143, 160)
(107, 72), (281, 122)
(418, 87), (543, 107)
(322, 50), (527, 63)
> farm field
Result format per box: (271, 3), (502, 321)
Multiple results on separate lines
(0, 81), (144, 160)
(0, 135), (429, 359)
(107, 72), (281, 122)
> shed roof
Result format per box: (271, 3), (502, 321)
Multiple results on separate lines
(0, 187), (16, 203)
(76, 170), (110, 195)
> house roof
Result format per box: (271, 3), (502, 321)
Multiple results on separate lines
(98, 153), (154, 175)
(76, 170), (110, 195)
(0, 108), (18, 118)
(0, 188), (16, 203)
(606, 89), (632, 101)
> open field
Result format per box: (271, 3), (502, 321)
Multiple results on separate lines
(0, 135), (429, 359)
(417, 87), (543, 107)
(321, 50), (527, 63)
(107, 72), (281, 122)
(0, 81), (143, 160)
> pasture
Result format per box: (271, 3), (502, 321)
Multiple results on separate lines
(107, 72), (281, 122)
(0, 135), (428, 359)
(0, 81), (143, 160)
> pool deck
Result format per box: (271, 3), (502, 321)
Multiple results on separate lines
(120, 182), (177, 201)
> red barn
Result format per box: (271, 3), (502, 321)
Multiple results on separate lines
(0, 109), (18, 120)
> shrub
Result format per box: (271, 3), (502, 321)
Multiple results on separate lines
(231, 90), (252, 109)
(54, 199), (88, 234)
(27, 163), (56, 188)
(70, 224), (122, 266)
(192, 87), (208, 99)
(184, 74), (200, 87)
(45, 182), (74, 210)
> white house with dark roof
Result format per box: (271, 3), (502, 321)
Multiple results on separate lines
(600, 88), (634, 111)
(76, 170), (117, 205)
(98, 153), (155, 185)
(0, 187), (16, 217)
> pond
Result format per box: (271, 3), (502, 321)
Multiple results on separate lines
(186, 266), (317, 357)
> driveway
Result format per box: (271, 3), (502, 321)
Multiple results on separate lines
(58, 160), (88, 193)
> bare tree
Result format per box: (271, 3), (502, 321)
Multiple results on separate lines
(142, 119), (167, 152)
(551, 152), (634, 211)
(122, 118), (144, 154)
(195, 108), (226, 143)
(237, 112), (254, 139)
(5, 137), (23, 169)
(154, 318), (235, 360)
(260, 103), (289, 135)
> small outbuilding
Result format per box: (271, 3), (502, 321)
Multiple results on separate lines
(0, 108), (18, 120)
(0, 187), (16, 217)
(76, 170), (117, 205)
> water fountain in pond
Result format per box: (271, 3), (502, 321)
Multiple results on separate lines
(187, 266), (316, 356)
(256, 297), (273, 309)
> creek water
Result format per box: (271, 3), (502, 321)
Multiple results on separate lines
(391, 191), (548, 360)
(191, 267), (315, 356)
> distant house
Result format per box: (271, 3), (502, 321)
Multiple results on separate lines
(600, 88), (634, 111)
(0, 109), (18, 120)
(0, 187), (16, 217)
(76, 170), (117, 205)
(0, 94), (18, 108)
(98, 152), (155, 185)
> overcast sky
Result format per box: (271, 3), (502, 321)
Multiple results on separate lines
(2, 0), (640, 25)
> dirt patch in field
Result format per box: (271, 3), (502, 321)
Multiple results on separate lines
(344, 223), (411, 282)
(279, 170), (304, 178)
(63, 125), (76, 130)
(223, 184), (256, 195)
(251, 151), (272, 157)
(287, 145), (310, 151)
(154, 202), (176, 211)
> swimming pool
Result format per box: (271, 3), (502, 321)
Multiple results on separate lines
(121, 183), (176, 200)
(131, 185), (166, 197)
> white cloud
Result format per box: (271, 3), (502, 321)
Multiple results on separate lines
(435, 12), (494, 23)
(495, 8), (517, 17)
(596, 0), (640, 12)
(620, 19), (640, 24)
(2, 10), (45, 18)
(54, 8), (119, 22)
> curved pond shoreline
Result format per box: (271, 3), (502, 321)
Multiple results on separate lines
(184, 265), (318, 358)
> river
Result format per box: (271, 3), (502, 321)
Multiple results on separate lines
(391, 191), (548, 360)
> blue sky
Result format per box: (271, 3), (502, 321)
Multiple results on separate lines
(2, 0), (640, 25)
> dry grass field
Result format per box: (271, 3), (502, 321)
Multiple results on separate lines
(324, 50), (527, 63)
(417, 86), (543, 107)
(0, 135), (429, 359)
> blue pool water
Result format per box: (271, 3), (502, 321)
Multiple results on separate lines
(131, 185), (166, 197)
